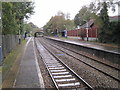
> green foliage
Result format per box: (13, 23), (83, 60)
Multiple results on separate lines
(2, 2), (34, 35)
(12, 2), (34, 20)
(74, 14), (80, 26)
(99, 2), (109, 28)
(109, 22), (120, 44)
(74, 1), (120, 44)
(65, 19), (75, 30)
(2, 3), (17, 34)
(24, 23), (32, 33)
(44, 15), (65, 35)
(89, 0), (120, 14)
(43, 12), (75, 35)
(97, 2), (120, 44)
(98, 2), (110, 43)
(74, 6), (97, 27)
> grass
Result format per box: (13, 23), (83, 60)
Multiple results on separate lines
(2, 40), (26, 88)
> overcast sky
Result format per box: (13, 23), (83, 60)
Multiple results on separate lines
(29, 0), (119, 28)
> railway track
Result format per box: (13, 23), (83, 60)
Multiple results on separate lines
(35, 38), (94, 89)
(45, 38), (120, 71)
(39, 37), (120, 83)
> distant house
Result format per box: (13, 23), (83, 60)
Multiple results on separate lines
(109, 15), (120, 22)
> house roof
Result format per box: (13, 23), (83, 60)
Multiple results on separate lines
(81, 19), (94, 28)
(109, 15), (120, 22)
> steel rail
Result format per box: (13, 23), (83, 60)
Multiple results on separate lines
(34, 39), (59, 89)
(37, 38), (94, 90)
(42, 38), (120, 83)
(45, 38), (120, 71)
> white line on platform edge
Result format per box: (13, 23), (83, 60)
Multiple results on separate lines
(33, 38), (45, 88)
(26, 37), (31, 47)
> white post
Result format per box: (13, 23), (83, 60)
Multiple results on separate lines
(96, 28), (97, 41)
(86, 22), (88, 41)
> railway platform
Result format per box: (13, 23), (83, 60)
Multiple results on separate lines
(2, 37), (119, 89)
(47, 37), (120, 54)
(13, 37), (44, 88)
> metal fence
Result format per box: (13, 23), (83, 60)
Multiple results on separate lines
(2, 35), (20, 59)
(0, 35), (2, 63)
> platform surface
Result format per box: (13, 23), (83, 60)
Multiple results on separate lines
(14, 37), (44, 88)
(48, 37), (120, 54)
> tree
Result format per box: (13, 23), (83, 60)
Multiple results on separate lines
(98, 2), (110, 43)
(47, 15), (66, 35)
(89, 1), (120, 44)
(24, 23), (32, 33)
(43, 11), (75, 35)
(12, 2), (34, 35)
(74, 6), (97, 27)
(110, 22), (120, 44)
(2, 2), (34, 35)
(89, 0), (120, 14)
(74, 13), (80, 27)
(65, 19), (74, 30)
(2, 2), (18, 34)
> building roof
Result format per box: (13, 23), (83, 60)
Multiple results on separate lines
(81, 19), (94, 28)
(109, 15), (120, 22)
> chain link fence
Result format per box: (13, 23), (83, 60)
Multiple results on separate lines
(0, 38), (1, 64)
(2, 35), (20, 60)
